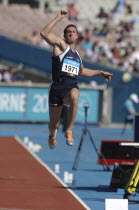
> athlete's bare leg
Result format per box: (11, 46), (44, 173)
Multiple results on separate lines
(49, 106), (63, 137)
(63, 88), (79, 131)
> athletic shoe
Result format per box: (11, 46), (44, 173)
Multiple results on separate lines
(65, 131), (74, 146)
(48, 129), (57, 149)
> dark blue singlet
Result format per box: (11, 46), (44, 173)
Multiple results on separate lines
(49, 45), (82, 107)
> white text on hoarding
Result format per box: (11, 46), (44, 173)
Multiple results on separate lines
(0, 93), (26, 112)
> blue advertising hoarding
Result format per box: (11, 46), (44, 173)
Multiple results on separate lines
(0, 86), (99, 123)
(0, 87), (26, 120)
(26, 88), (49, 121)
(77, 89), (99, 123)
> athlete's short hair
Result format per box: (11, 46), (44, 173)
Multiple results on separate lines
(64, 24), (78, 35)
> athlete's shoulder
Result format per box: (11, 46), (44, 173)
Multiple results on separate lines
(75, 49), (82, 63)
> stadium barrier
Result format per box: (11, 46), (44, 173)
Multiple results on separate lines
(0, 82), (110, 123)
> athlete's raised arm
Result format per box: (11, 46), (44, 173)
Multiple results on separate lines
(40, 11), (67, 49)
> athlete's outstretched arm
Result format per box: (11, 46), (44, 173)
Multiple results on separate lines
(40, 10), (67, 47)
(79, 66), (113, 82)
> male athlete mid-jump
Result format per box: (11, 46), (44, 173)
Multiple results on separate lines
(40, 10), (112, 149)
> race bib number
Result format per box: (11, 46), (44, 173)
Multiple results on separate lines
(61, 59), (80, 76)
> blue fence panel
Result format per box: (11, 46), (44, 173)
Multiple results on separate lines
(0, 86), (26, 120)
(26, 88), (49, 121)
(0, 85), (99, 123)
(77, 89), (99, 123)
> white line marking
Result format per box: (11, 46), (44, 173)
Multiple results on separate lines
(120, 142), (139, 146)
(15, 136), (91, 210)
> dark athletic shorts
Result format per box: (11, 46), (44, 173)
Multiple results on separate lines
(49, 82), (79, 107)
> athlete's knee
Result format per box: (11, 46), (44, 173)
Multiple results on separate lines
(70, 95), (78, 105)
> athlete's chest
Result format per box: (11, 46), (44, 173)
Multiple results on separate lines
(61, 52), (81, 77)
(63, 50), (81, 63)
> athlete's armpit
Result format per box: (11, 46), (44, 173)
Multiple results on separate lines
(79, 64), (84, 76)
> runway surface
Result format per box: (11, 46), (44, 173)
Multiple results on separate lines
(0, 123), (139, 210)
(0, 136), (88, 210)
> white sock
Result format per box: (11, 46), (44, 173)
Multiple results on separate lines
(50, 129), (57, 137)
(66, 130), (72, 133)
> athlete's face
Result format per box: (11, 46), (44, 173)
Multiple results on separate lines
(64, 27), (78, 44)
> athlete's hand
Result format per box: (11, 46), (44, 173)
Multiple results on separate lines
(101, 71), (113, 82)
(57, 10), (67, 19)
